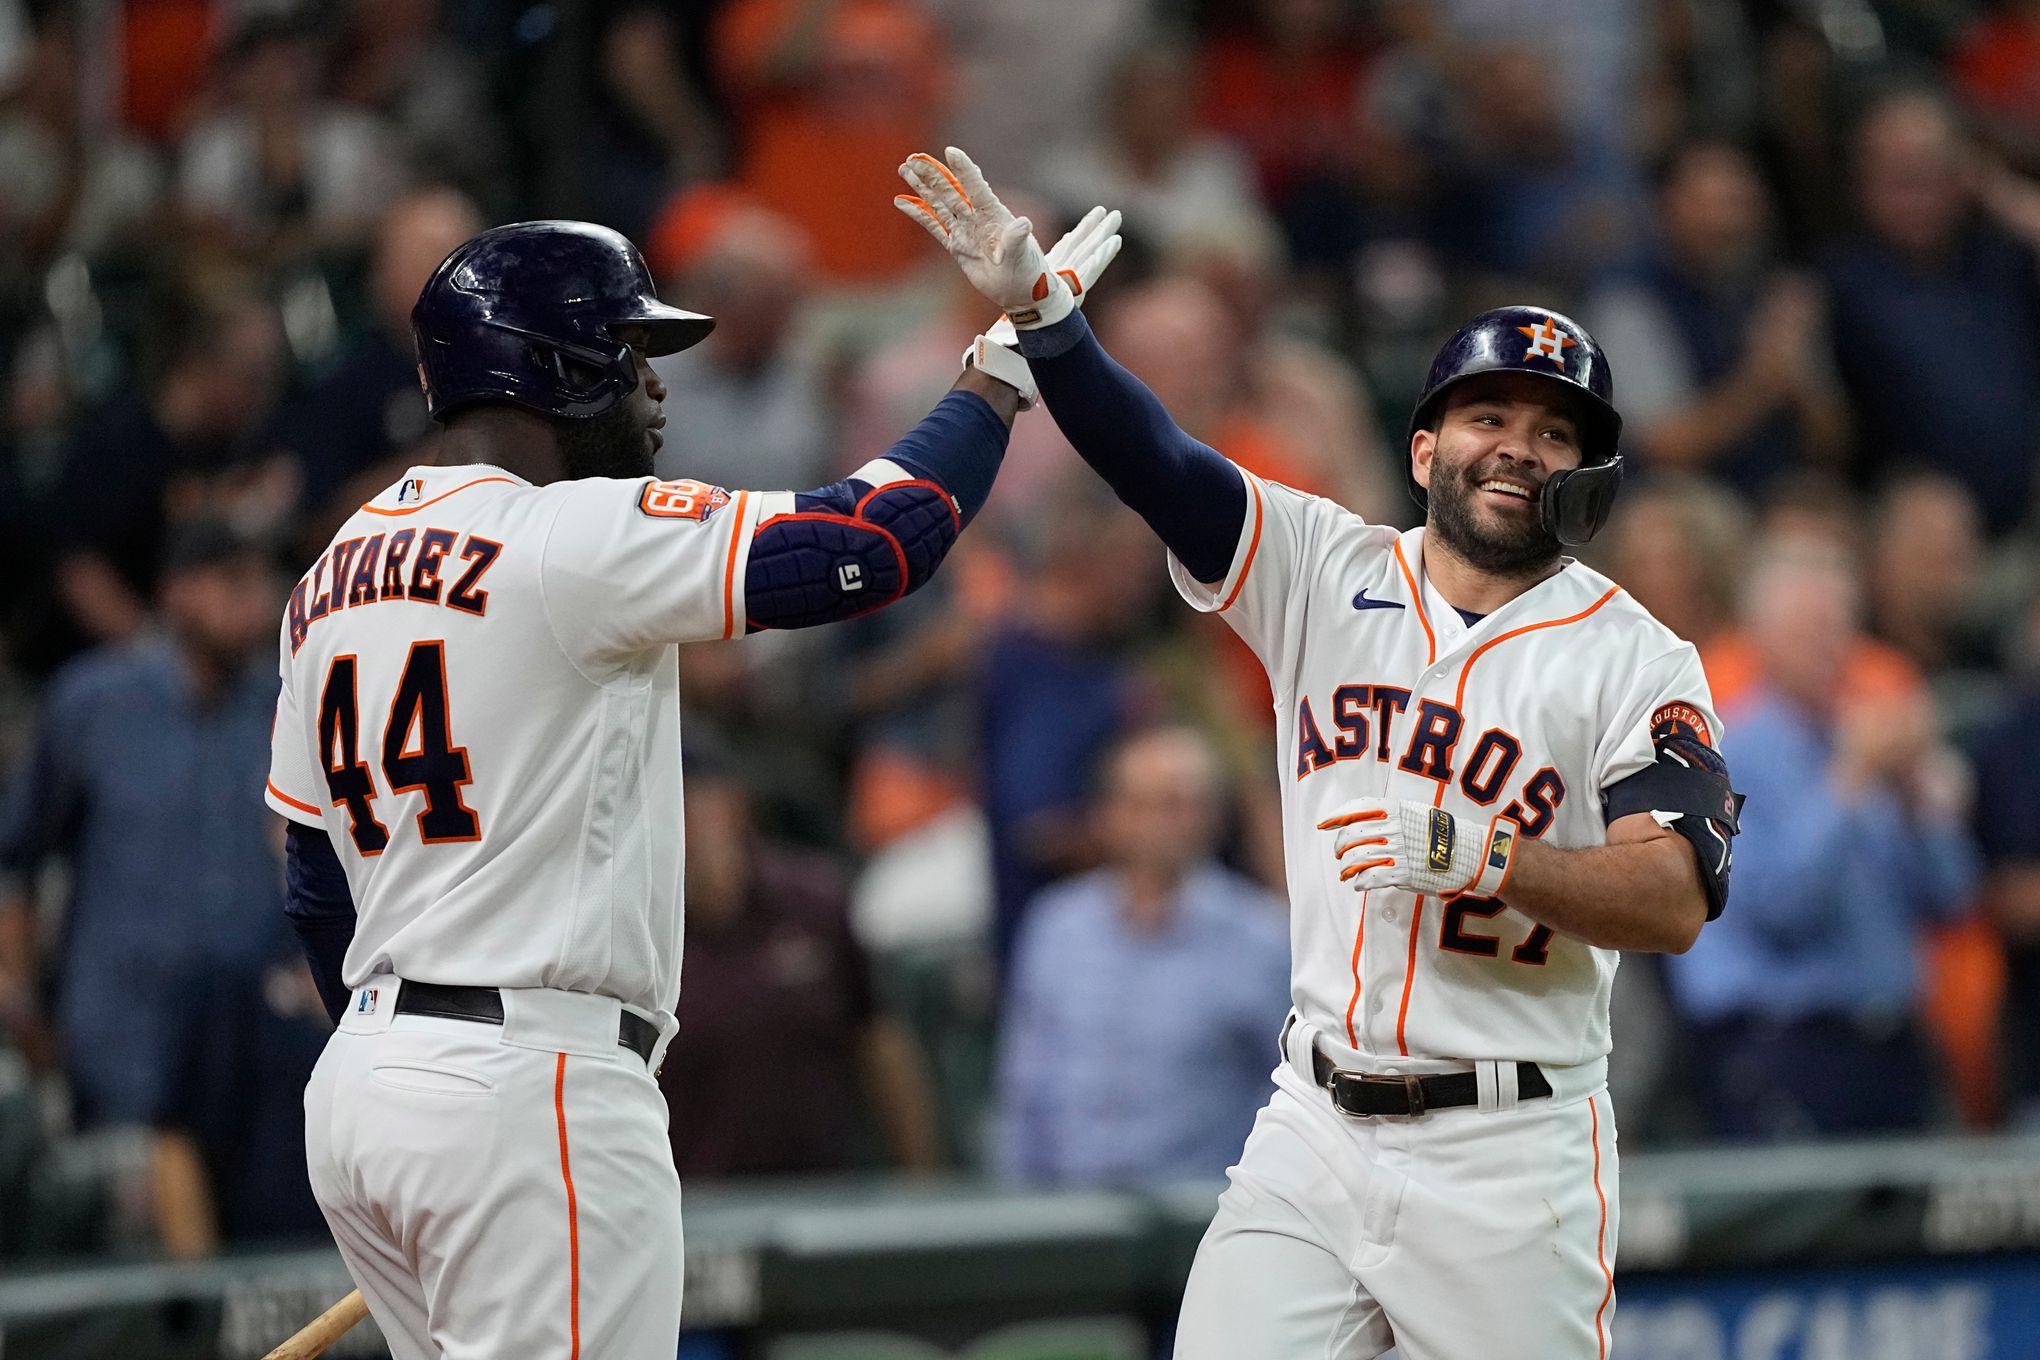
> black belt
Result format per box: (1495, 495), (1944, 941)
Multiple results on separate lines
(1310, 1042), (1551, 1118)
(394, 981), (658, 1066)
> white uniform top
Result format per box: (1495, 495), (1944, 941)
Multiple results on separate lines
(265, 465), (762, 1019)
(1174, 467), (1721, 1070)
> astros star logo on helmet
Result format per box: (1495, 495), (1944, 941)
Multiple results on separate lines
(1518, 318), (1577, 366)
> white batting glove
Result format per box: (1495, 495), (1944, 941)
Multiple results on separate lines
(897, 146), (1088, 329)
(1318, 798), (1522, 899)
(962, 205), (1123, 409)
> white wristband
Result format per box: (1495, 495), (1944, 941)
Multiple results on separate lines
(961, 335), (1037, 410)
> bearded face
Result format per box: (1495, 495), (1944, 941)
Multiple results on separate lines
(559, 330), (667, 481)
(1415, 374), (1587, 577)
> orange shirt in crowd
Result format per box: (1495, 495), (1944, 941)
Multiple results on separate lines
(1953, 12), (2040, 124)
(712, 0), (949, 284)
(1699, 631), (1925, 714)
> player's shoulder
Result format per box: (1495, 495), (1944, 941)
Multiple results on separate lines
(1560, 559), (1690, 651)
(1249, 472), (1400, 552)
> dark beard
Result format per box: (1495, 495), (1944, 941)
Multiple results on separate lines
(557, 401), (652, 480)
(1426, 459), (1564, 577)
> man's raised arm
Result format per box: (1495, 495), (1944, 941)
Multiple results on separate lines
(896, 148), (1246, 584)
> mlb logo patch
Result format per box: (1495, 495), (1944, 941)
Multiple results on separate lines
(396, 478), (425, 504)
(357, 987), (379, 1015)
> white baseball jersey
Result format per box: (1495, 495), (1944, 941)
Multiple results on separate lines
(1174, 466), (1720, 1070)
(265, 464), (762, 1019)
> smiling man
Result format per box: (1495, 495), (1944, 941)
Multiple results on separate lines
(899, 149), (1745, 1360)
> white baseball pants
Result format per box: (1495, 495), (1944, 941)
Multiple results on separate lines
(303, 976), (683, 1360)
(1174, 1024), (1620, 1360)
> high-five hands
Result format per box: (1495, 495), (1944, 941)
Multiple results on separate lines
(1319, 798), (1522, 900)
(896, 147), (1121, 331)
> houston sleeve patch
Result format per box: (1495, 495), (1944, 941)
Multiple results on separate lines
(638, 478), (732, 522)
(1650, 701), (1712, 749)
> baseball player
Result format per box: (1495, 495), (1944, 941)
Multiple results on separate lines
(265, 215), (1118, 1357)
(899, 149), (1743, 1358)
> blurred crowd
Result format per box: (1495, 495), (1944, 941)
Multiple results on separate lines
(2, 0), (2040, 1265)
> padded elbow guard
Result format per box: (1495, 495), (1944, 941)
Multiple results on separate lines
(745, 479), (961, 630)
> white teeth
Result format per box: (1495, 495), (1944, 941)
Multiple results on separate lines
(1479, 480), (1531, 499)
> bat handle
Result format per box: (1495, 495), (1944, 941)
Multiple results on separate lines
(263, 1288), (370, 1360)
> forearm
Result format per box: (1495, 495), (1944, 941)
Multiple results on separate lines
(1639, 367), (1787, 469)
(1501, 834), (1707, 954)
(285, 823), (357, 1024)
(150, 1131), (219, 1260)
(857, 1018), (944, 1172)
(1016, 312), (1246, 582)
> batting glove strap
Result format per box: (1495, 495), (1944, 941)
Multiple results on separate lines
(961, 335), (1038, 410)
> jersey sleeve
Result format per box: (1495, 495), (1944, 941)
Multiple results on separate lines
(265, 629), (326, 828)
(1165, 466), (1327, 678)
(1592, 644), (1724, 796)
(539, 475), (764, 661)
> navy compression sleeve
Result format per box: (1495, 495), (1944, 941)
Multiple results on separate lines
(1017, 311), (1247, 583)
(880, 388), (1008, 527)
(284, 822), (356, 1024)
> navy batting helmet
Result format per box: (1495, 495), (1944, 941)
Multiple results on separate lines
(1406, 305), (1623, 546)
(412, 220), (714, 423)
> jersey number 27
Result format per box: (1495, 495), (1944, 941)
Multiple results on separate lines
(318, 640), (480, 854)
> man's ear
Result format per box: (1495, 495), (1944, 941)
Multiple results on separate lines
(1411, 426), (1435, 492)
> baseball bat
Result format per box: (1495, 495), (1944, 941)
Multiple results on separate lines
(262, 1288), (369, 1360)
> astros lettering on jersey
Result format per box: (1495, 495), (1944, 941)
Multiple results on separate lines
(1173, 467), (1720, 1070)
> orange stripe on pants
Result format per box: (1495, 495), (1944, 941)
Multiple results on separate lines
(554, 1053), (581, 1359)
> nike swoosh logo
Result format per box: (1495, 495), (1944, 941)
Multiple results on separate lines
(1351, 589), (1405, 612)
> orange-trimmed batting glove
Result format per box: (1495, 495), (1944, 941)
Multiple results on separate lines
(963, 205), (1123, 409)
(896, 146), (1084, 329)
(1319, 798), (1521, 899)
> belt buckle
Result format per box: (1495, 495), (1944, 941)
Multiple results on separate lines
(1357, 1072), (1426, 1118)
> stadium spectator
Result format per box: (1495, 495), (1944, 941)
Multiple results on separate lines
(1665, 543), (1980, 1139)
(978, 480), (1165, 970)
(1598, 473), (1750, 653)
(1197, 0), (1374, 210)
(995, 725), (1288, 1187)
(47, 281), (286, 662)
(1094, 276), (1335, 500)
(148, 950), (329, 1255)
(1583, 139), (1847, 496)
(1823, 87), (2040, 534)
(0, 21), (162, 284)
(660, 744), (943, 1176)
(1969, 592), (2040, 1128)
(581, 5), (724, 243)
(712, 0), (950, 283)
(1865, 473), (2001, 700)
(1163, 218), (1399, 521)
(645, 187), (832, 493)
(177, 15), (403, 264)
(330, 0), (509, 210)
(1952, 0), (2040, 173)
(1039, 46), (1271, 257)
(922, 0), (1154, 186)
(279, 185), (481, 538)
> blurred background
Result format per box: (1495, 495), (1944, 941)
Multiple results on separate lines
(1, 0), (2040, 1356)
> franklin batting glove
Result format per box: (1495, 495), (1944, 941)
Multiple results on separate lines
(1319, 798), (1522, 900)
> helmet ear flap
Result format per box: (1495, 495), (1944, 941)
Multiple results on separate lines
(1539, 456), (1624, 546)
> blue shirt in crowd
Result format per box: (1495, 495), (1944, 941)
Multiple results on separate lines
(1665, 688), (1978, 1025)
(995, 863), (1291, 1187)
(1823, 224), (2040, 534)
(0, 637), (290, 1124)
